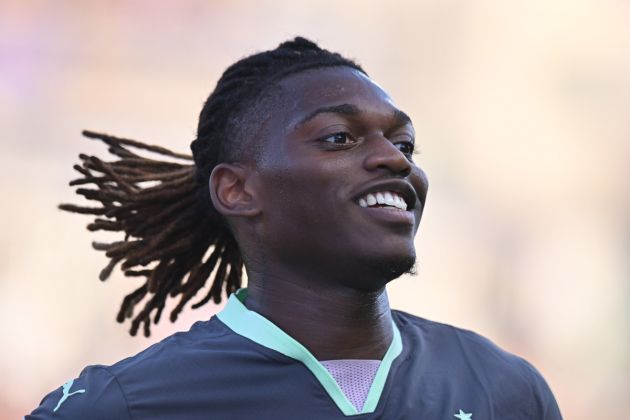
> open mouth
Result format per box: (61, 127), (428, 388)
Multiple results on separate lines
(357, 191), (408, 211)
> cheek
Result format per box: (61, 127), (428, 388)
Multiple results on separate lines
(410, 165), (429, 204)
(259, 158), (353, 228)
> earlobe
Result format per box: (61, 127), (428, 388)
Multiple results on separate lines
(209, 163), (261, 218)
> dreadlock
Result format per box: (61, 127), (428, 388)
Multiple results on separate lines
(61, 37), (365, 336)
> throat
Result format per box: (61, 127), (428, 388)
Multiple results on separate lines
(244, 280), (394, 360)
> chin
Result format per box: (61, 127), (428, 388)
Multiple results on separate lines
(373, 253), (417, 278)
(352, 251), (417, 291)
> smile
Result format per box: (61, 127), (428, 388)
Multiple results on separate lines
(357, 191), (407, 211)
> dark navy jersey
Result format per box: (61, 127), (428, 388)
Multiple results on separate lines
(28, 289), (562, 419)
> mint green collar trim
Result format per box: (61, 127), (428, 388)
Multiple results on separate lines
(216, 288), (403, 416)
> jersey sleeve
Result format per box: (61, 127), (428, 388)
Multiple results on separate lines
(26, 365), (130, 420)
(521, 359), (563, 419)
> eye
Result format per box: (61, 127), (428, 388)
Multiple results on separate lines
(395, 141), (415, 156)
(391, 132), (415, 158)
(320, 132), (356, 145)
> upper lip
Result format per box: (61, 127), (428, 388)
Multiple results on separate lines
(351, 179), (418, 210)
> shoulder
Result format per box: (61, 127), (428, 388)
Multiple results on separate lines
(392, 310), (563, 419)
(27, 317), (234, 419)
(107, 316), (233, 377)
(26, 365), (130, 420)
(393, 309), (531, 370)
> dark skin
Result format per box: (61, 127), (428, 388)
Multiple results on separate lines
(210, 67), (429, 360)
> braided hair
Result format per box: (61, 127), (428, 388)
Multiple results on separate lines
(61, 37), (365, 337)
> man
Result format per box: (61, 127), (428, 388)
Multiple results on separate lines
(28, 37), (562, 419)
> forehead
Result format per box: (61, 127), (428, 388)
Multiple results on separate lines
(275, 66), (398, 129)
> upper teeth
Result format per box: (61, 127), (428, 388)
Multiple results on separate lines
(358, 191), (407, 210)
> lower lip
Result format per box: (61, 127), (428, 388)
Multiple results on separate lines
(359, 206), (415, 225)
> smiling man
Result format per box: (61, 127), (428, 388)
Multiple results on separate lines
(28, 38), (562, 419)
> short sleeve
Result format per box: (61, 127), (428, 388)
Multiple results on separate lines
(521, 359), (563, 420)
(26, 365), (130, 420)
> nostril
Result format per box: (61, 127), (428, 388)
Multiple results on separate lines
(399, 165), (412, 177)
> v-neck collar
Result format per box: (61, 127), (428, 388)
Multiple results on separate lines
(216, 288), (403, 416)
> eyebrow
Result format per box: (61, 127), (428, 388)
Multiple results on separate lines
(296, 104), (361, 128)
(295, 103), (413, 129)
(392, 109), (412, 127)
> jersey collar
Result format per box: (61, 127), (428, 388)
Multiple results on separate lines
(216, 288), (403, 416)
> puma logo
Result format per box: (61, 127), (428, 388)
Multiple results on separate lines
(53, 379), (86, 412)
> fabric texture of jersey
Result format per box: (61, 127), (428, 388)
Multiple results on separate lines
(27, 289), (563, 419)
(321, 360), (381, 412)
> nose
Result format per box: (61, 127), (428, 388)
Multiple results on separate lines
(362, 136), (412, 177)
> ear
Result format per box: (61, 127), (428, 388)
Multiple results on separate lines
(209, 163), (261, 218)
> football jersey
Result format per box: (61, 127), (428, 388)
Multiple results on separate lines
(27, 288), (562, 419)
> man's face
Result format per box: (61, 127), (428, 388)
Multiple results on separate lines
(250, 66), (428, 290)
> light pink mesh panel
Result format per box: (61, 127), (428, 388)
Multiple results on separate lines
(320, 360), (381, 411)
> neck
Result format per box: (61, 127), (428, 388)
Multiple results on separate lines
(244, 268), (393, 361)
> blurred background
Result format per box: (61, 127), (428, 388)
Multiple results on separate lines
(1, 0), (629, 418)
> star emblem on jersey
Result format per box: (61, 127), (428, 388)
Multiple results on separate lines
(454, 409), (472, 419)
